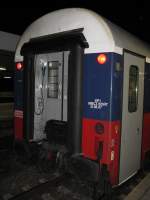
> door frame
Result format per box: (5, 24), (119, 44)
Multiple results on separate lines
(21, 29), (88, 154)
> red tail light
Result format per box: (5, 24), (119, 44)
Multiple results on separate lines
(97, 54), (107, 64)
(16, 62), (23, 70)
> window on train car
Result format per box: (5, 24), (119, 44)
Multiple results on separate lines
(128, 65), (139, 112)
(0, 52), (14, 103)
(47, 61), (59, 98)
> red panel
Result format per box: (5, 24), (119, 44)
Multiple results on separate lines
(108, 121), (121, 185)
(14, 110), (23, 140)
(82, 118), (121, 185)
(14, 117), (23, 140)
(82, 118), (109, 161)
(142, 113), (150, 160)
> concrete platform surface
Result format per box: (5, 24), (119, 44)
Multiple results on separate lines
(125, 173), (150, 200)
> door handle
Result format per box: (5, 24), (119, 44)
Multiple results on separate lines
(58, 83), (62, 91)
(58, 83), (62, 99)
(137, 128), (140, 135)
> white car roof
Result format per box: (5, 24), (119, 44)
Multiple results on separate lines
(15, 8), (150, 62)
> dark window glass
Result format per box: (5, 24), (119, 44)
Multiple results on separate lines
(47, 61), (59, 98)
(128, 65), (139, 112)
(0, 51), (14, 103)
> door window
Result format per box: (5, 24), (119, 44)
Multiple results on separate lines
(128, 65), (139, 112)
(47, 61), (59, 98)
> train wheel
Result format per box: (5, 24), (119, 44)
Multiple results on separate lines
(93, 180), (112, 200)
(92, 164), (112, 200)
(142, 151), (150, 171)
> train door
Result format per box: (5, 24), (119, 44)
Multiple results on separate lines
(119, 52), (144, 184)
(34, 51), (69, 140)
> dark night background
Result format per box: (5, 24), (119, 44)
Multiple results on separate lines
(0, 1), (149, 44)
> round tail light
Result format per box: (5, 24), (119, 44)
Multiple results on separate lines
(97, 54), (107, 64)
(16, 62), (23, 70)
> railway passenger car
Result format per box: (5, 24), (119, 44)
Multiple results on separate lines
(14, 8), (150, 195)
(0, 31), (20, 137)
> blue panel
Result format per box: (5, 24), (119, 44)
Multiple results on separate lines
(110, 54), (123, 120)
(144, 63), (150, 113)
(83, 52), (123, 121)
(14, 70), (23, 110)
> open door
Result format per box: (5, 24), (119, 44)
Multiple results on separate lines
(34, 51), (69, 140)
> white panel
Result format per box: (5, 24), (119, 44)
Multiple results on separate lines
(15, 8), (150, 62)
(15, 8), (114, 61)
(106, 20), (150, 58)
(119, 52), (144, 184)
(63, 51), (69, 121)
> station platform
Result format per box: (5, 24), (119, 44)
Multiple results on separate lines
(125, 173), (150, 200)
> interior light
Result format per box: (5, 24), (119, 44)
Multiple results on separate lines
(3, 76), (12, 79)
(97, 54), (107, 64)
(0, 67), (6, 71)
(16, 62), (23, 70)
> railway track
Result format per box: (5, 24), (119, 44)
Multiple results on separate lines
(0, 152), (149, 200)
(2, 173), (92, 200)
(0, 150), (93, 200)
(2, 171), (147, 200)
(9, 174), (69, 200)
